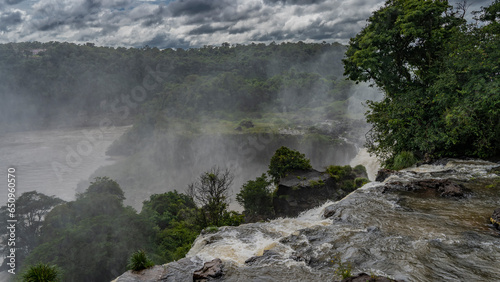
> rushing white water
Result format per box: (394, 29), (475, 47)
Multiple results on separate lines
(349, 148), (380, 181)
(0, 125), (130, 202)
(188, 201), (334, 266)
(186, 159), (500, 281)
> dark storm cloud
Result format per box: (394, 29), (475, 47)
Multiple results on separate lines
(32, 0), (103, 31)
(141, 5), (168, 27)
(264, 0), (326, 5)
(228, 26), (253, 35)
(189, 24), (230, 35)
(167, 0), (257, 25)
(0, 10), (23, 31)
(251, 31), (295, 42)
(167, 0), (226, 17)
(3, 0), (25, 5)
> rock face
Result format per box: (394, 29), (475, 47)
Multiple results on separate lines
(193, 258), (224, 281)
(375, 168), (395, 182)
(383, 179), (467, 198)
(339, 273), (404, 282)
(491, 208), (500, 229)
(112, 257), (203, 282)
(273, 168), (368, 218)
(244, 250), (281, 266)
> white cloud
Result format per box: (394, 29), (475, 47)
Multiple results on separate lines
(0, 0), (490, 48)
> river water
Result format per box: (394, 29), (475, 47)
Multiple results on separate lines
(0, 125), (130, 204)
(186, 159), (500, 281)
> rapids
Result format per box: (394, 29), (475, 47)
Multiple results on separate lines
(186, 159), (500, 281)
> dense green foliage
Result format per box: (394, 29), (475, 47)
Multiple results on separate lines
(268, 146), (313, 183)
(0, 41), (353, 132)
(127, 250), (155, 272)
(22, 178), (154, 281)
(16, 176), (243, 280)
(392, 151), (418, 170)
(236, 174), (274, 221)
(81, 176), (125, 201)
(21, 263), (61, 282)
(140, 191), (201, 262)
(326, 165), (368, 192)
(344, 0), (500, 166)
(0, 191), (63, 271)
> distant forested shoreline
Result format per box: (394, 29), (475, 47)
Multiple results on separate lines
(0, 41), (359, 133)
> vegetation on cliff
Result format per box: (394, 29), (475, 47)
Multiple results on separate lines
(344, 0), (500, 167)
(0, 41), (358, 133)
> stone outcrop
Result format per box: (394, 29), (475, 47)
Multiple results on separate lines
(491, 208), (500, 230)
(193, 258), (224, 281)
(338, 273), (404, 282)
(273, 167), (368, 218)
(244, 250), (281, 266)
(112, 257), (203, 282)
(375, 169), (396, 182)
(383, 179), (467, 198)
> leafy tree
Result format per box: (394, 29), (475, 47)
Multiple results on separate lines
(141, 191), (201, 262)
(343, 0), (463, 95)
(80, 176), (125, 201)
(343, 0), (499, 165)
(0, 191), (63, 271)
(23, 178), (154, 282)
(187, 166), (234, 227)
(268, 146), (312, 184)
(236, 174), (274, 221)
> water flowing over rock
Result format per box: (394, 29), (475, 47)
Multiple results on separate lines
(116, 159), (500, 281)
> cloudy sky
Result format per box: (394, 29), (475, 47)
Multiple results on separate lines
(0, 0), (492, 49)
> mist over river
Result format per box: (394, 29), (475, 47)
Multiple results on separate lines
(0, 125), (131, 203)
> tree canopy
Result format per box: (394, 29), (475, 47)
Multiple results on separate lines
(268, 146), (312, 183)
(343, 0), (500, 166)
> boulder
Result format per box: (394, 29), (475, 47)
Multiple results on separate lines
(323, 204), (337, 219)
(491, 208), (500, 229)
(339, 273), (404, 282)
(273, 170), (344, 218)
(375, 169), (395, 182)
(193, 258), (223, 281)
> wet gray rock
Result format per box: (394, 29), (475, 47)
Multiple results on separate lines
(112, 265), (167, 282)
(244, 250), (281, 266)
(338, 273), (404, 282)
(491, 208), (500, 229)
(383, 179), (466, 198)
(323, 204), (337, 218)
(193, 258), (224, 281)
(375, 169), (395, 182)
(273, 167), (367, 218)
(113, 257), (204, 282)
